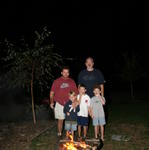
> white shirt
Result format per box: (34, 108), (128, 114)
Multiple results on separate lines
(77, 94), (90, 117)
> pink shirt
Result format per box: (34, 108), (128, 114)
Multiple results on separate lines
(50, 77), (78, 106)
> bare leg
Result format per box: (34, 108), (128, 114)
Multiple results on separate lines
(66, 131), (69, 139)
(83, 126), (87, 137)
(78, 125), (81, 137)
(71, 131), (74, 139)
(58, 119), (64, 135)
(100, 125), (104, 141)
(94, 126), (98, 138)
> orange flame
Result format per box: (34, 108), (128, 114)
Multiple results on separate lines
(63, 132), (89, 150)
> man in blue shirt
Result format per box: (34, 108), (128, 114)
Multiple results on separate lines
(78, 57), (105, 97)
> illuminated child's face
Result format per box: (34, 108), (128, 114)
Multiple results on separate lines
(93, 88), (101, 96)
(69, 94), (76, 102)
(78, 86), (86, 95)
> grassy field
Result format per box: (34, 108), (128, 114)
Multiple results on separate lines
(30, 92), (149, 150)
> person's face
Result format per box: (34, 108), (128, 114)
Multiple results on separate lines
(85, 58), (94, 69)
(61, 69), (69, 78)
(93, 88), (101, 96)
(79, 87), (86, 95)
(69, 94), (76, 102)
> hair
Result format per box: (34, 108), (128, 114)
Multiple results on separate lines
(93, 85), (101, 91)
(69, 91), (76, 96)
(78, 83), (86, 89)
(61, 66), (70, 71)
(85, 57), (94, 62)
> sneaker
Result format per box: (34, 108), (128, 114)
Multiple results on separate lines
(77, 137), (81, 141)
(57, 133), (62, 137)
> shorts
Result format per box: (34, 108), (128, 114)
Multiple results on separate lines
(77, 116), (88, 126)
(65, 121), (77, 131)
(54, 102), (65, 119)
(92, 117), (106, 126)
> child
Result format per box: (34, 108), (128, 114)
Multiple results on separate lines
(63, 91), (80, 138)
(90, 85), (106, 141)
(77, 84), (91, 140)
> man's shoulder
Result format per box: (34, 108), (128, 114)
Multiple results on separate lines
(54, 77), (62, 82)
(94, 68), (102, 73)
(79, 69), (87, 75)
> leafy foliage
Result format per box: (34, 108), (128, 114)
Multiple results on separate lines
(3, 27), (62, 92)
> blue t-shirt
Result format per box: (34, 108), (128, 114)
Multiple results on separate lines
(78, 69), (105, 97)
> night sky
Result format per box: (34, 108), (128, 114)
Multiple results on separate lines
(0, 1), (148, 89)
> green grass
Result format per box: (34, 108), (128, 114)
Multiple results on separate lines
(30, 92), (149, 150)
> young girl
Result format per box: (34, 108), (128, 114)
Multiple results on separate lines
(90, 85), (106, 141)
(63, 91), (80, 138)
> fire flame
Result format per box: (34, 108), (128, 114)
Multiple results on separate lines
(63, 132), (89, 150)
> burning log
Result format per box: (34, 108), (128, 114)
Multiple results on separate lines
(59, 132), (103, 150)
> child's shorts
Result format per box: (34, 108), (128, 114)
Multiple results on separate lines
(65, 121), (77, 131)
(92, 117), (106, 126)
(77, 116), (88, 126)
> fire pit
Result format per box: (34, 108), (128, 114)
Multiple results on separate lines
(59, 133), (102, 150)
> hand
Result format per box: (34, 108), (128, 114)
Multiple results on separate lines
(50, 103), (54, 109)
(67, 112), (70, 116)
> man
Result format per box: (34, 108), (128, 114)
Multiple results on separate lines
(50, 66), (78, 137)
(78, 57), (105, 97)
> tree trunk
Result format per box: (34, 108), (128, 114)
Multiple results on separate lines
(31, 63), (36, 124)
(130, 80), (134, 100)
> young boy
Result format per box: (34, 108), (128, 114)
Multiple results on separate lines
(63, 91), (80, 138)
(90, 85), (106, 141)
(77, 84), (91, 140)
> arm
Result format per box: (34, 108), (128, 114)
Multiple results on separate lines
(96, 69), (105, 96)
(100, 84), (104, 97)
(49, 91), (55, 109)
(64, 102), (70, 116)
(78, 72), (82, 85)
(88, 98), (93, 118)
(76, 105), (80, 113)
(49, 80), (57, 109)
(99, 95), (106, 105)
(77, 95), (82, 104)
(88, 106), (93, 118)
(63, 103), (67, 114)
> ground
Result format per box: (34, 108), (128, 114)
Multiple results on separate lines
(0, 91), (149, 150)
(0, 120), (55, 150)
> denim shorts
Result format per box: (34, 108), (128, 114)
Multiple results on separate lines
(65, 121), (77, 131)
(92, 117), (106, 126)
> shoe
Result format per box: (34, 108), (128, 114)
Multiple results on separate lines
(57, 132), (62, 137)
(77, 137), (81, 141)
(82, 136), (86, 141)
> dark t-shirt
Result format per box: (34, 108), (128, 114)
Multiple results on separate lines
(78, 69), (105, 97)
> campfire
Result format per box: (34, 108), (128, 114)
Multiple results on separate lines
(59, 132), (100, 150)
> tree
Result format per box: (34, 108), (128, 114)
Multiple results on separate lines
(119, 51), (145, 100)
(3, 27), (62, 124)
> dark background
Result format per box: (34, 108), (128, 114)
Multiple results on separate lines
(0, 1), (148, 90)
